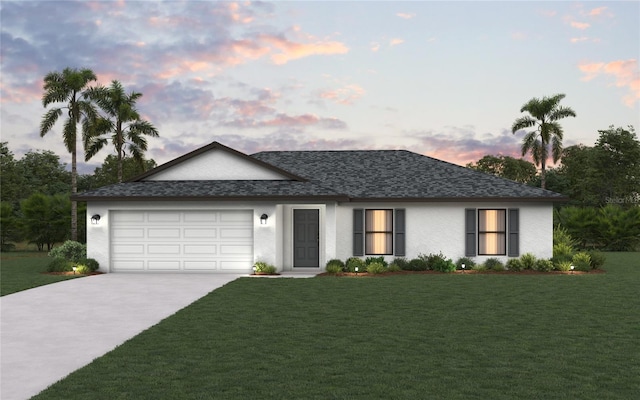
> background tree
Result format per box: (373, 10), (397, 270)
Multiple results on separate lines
(466, 155), (537, 183)
(40, 67), (97, 241)
(90, 155), (157, 188)
(20, 193), (70, 251)
(1, 202), (22, 251)
(511, 93), (576, 189)
(15, 150), (71, 198)
(84, 80), (159, 182)
(0, 142), (23, 204)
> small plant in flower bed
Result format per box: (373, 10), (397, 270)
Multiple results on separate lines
(430, 254), (456, 273)
(325, 259), (345, 274)
(555, 261), (573, 272)
(519, 253), (537, 270)
(406, 258), (428, 271)
(587, 251), (606, 269)
(572, 252), (592, 272)
(534, 259), (554, 272)
(552, 243), (575, 264)
(483, 258), (505, 271)
(49, 241), (86, 263)
(506, 258), (524, 271)
(47, 258), (73, 272)
(365, 256), (387, 267)
(392, 257), (409, 270)
(455, 257), (476, 270)
(253, 261), (277, 274)
(366, 261), (387, 274)
(387, 262), (402, 272)
(345, 257), (366, 273)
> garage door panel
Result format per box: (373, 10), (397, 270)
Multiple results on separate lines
(111, 210), (253, 273)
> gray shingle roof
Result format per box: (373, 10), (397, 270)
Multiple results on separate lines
(73, 142), (566, 202)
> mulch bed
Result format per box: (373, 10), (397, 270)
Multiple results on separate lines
(317, 269), (605, 277)
(42, 271), (104, 276)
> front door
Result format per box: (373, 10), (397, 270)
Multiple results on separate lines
(293, 209), (319, 268)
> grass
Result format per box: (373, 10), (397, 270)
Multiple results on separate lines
(0, 251), (83, 296)
(28, 253), (640, 399)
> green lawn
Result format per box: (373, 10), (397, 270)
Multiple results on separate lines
(32, 253), (640, 399)
(0, 252), (83, 296)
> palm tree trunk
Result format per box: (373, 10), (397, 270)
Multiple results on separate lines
(71, 148), (78, 241)
(540, 159), (546, 190)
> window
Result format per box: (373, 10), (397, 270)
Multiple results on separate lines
(365, 209), (393, 255)
(478, 209), (506, 255)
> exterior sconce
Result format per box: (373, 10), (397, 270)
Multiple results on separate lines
(260, 214), (268, 225)
(91, 214), (101, 225)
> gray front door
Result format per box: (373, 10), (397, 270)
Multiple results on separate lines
(293, 209), (319, 267)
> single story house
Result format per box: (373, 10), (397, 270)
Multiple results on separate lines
(74, 141), (566, 273)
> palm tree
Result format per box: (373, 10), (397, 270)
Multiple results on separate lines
(40, 67), (97, 241)
(84, 80), (159, 183)
(511, 94), (576, 189)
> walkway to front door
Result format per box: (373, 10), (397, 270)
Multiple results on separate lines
(293, 209), (319, 267)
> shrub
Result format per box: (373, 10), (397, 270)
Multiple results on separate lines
(455, 257), (476, 270)
(472, 264), (487, 272)
(254, 261), (277, 274)
(506, 258), (524, 271)
(534, 259), (554, 272)
(552, 243), (575, 264)
(345, 257), (366, 272)
(366, 262), (387, 274)
(432, 257), (456, 273)
(81, 258), (100, 272)
(520, 253), (537, 270)
(365, 256), (387, 267)
(406, 258), (428, 271)
(49, 240), (86, 263)
(326, 259), (345, 273)
(587, 251), (606, 270)
(387, 263), (402, 272)
(555, 261), (572, 272)
(553, 226), (578, 248)
(47, 258), (73, 272)
(392, 257), (409, 270)
(572, 252), (592, 272)
(421, 252), (449, 271)
(74, 264), (92, 274)
(483, 258), (505, 271)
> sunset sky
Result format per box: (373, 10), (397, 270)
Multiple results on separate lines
(1, 1), (638, 174)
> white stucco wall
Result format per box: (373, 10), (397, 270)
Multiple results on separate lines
(334, 202), (553, 264)
(145, 148), (289, 180)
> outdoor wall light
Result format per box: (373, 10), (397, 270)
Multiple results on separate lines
(91, 214), (101, 225)
(260, 213), (268, 225)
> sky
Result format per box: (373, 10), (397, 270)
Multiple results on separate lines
(1, 0), (639, 174)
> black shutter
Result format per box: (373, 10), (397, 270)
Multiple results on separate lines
(508, 208), (519, 257)
(353, 209), (364, 256)
(394, 209), (406, 256)
(465, 208), (476, 257)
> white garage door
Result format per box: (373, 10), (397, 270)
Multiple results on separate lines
(110, 210), (253, 272)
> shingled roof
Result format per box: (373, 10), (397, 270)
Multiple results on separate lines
(73, 143), (567, 202)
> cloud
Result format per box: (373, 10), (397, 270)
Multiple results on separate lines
(319, 84), (365, 105)
(570, 21), (590, 30)
(570, 37), (589, 43)
(389, 38), (404, 46)
(578, 59), (640, 107)
(396, 13), (416, 20)
(259, 32), (349, 65)
(221, 113), (347, 130)
(370, 42), (381, 52)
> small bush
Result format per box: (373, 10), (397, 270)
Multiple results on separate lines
(49, 240), (87, 263)
(421, 252), (449, 271)
(254, 261), (277, 274)
(520, 253), (537, 270)
(74, 264), (92, 274)
(534, 259), (554, 272)
(506, 258), (524, 271)
(47, 258), (73, 272)
(483, 258), (505, 271)
(572, 252), (592, 272)
(81, 258), (100, 272)
(406, 258), (428, 271)
(555, 261), (572, 272)
(365, 256), (388, 267)
(472, 264), (487, 272)
(392, 257), (409, 270)
(387, 263), (402, 272)
(326, 259), (345, 273)
(345, 257), (366, 272)
(455, 257), (476, 270)
(366, 261), (387, 274)
(432, 257), (456, 273)
(552, 243), (575, 264)
(553, 226), (578, 248)
(587, 251), (606, 270)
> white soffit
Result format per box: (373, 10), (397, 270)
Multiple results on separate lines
(144, 148), (290, 180)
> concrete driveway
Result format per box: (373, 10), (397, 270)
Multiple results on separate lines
(0, 273), (242, 400)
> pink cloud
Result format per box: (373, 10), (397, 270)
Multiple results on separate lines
(260, 34), (349, 65)
(390, 38), (404, 46)
(319, 84), (365, 105)
(396, 13), (416, 19)
(370, 42), (381, 52)
(578, 59), (640, 107)
(587, 6), (607, 16)
(570, 37), (589, 43)
(570, 21), (590, 30)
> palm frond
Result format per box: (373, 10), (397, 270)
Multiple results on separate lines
(511, 116), (537, 134)
(40, 108), (63, 136)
